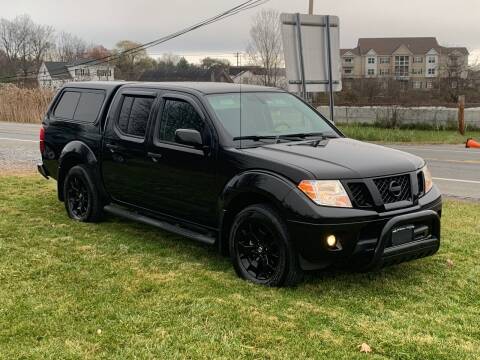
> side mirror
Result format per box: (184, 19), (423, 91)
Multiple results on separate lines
(175, 129), (203, 148)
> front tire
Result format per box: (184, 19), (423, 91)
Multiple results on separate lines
(229, 204), (303, 287)
(63, 165), (103, 222)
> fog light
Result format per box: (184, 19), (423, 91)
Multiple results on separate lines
(326, 235), (337, 248)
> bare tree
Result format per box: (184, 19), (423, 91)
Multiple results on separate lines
(55, 31), (87, 62)
(246, 9), (283, 87)
(0, 15), (54, 81)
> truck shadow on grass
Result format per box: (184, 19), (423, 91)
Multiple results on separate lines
(100, 212), (432, 294)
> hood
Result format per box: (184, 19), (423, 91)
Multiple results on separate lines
(241, 138), (424, 179)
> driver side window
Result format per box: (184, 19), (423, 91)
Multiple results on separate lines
(159, 99), (205, 143)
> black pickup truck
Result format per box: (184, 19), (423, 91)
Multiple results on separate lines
(38, 81), (441, 286)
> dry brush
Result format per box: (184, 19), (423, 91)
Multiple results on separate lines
(0, 85), (55, 123)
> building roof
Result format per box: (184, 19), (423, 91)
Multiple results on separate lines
(42, 59), (113, 80)
(357, 37), (441, 55)
(43, 61), (72, 80)
(340, 48), (360, 56)
(340, 37), (470, 57)
(441, 46), (470, 56)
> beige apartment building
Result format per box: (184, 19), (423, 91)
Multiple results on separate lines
(341, 37), (469, 90)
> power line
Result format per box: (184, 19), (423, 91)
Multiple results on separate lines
(0, 0), (268, 82)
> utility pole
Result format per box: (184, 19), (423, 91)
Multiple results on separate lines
(234, 52), (242, 67)
(309, 0), (314, 14)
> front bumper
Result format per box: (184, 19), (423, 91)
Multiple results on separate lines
(287, 188), (442, 271)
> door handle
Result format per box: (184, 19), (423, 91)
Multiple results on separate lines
(106, 143), (121, 152)
(148, 152), (163, 163)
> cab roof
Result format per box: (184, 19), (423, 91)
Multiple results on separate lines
(64, 81), (284, 95)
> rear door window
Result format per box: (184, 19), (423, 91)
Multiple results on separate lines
(117, 96), (155, 138)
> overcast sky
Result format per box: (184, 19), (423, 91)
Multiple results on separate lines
(2, 0), (479, 63)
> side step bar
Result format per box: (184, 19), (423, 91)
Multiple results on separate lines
(104, 205), (216, 245)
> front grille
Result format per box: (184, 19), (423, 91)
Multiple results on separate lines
(348, 183), (374, 208)
(374, 174), (412, 204)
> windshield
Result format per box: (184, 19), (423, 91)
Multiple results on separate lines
(206, 92), (338, 144)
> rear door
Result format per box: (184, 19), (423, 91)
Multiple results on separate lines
(145, 92), (218, 227)
(101, 88), (158, 207)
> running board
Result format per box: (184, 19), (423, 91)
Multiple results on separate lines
(104, 205), (216, 245)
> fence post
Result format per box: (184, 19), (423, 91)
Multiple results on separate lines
(458, 95), (465, 135)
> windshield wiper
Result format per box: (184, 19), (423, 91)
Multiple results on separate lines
(233, 135), (278, 141)
(233, 132), (334, 142)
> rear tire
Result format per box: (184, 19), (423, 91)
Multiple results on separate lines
(229, 204), (303, 287)
(63, 165), (103, 222)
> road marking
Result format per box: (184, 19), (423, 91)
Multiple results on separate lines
(392, 146), (480, 154)
(0, 137), (37, 143)
(433, 177), (480, 184)
(425, 157), (480, 164)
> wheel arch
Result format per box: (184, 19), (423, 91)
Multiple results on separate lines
(217, 170), (297, 255)
(57, 141), (103, 202)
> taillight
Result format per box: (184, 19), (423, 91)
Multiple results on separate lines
(39, 126), (45, 154)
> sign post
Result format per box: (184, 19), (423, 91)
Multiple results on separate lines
(280, 13), (341, 122)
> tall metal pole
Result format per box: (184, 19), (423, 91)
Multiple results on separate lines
(309, 0), (314, 15)
(325, 15), (335, 122)
(295, 13), (307, 99)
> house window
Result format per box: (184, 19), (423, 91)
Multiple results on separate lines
(379, 57), (390, 64)
(344, 68), (352, 74)
(344, 57), (353, 63)
(367, 69), (375, 75)
(395, 56), (410, 77)
(75, 68), (90, 76)
(411, 68), (423, 75)
(97, 69), (112, 77)
(413, 56), (423, 63)
(428, 56), (436, 64)
(413, 81), (421, 89)
(368, 57), (375, 64)
(428, 68), (436, 75)
(379, 69), (389, 75)
(426, 81), (433, 89)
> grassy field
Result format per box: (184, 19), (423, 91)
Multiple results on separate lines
(338, 123), (480, 144)
(1, 175), (479, 359)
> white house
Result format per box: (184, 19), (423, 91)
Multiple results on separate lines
(38, 59), (115, 89)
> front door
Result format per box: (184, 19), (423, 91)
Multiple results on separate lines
(101, 89), (157, 207)
(145, 93), (218, 227)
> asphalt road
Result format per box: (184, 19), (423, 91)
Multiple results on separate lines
(1, 121), (479, 200)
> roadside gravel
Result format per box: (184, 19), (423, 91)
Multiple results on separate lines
(0, 140), (40, 173)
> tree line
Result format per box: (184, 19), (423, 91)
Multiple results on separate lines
(0, 9), (285, 86)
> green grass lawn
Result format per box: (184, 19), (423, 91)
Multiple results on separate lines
(337, 124), (480, 144)
(1, 175), (479, 359)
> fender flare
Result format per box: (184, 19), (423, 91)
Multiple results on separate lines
(218, 170), (298, 253)
(57, 141), (105, 201)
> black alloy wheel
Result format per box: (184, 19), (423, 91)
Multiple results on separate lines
(235, 217), (281, 281)
(63, 165), (103, 222)
(229, 204), (303, 287)
(66, 175), (90, 220)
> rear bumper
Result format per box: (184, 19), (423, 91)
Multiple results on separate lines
(288, 193), (442, 271)
(37, 162), (49, 179)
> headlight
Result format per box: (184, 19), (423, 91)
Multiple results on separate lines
(298, 180), (352, 208)
(422, 165), (433, 194)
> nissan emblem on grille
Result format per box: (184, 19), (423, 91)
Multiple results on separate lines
(389, 181), (402, 197)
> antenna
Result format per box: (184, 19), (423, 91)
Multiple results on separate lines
(239, 81), (242, 149)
